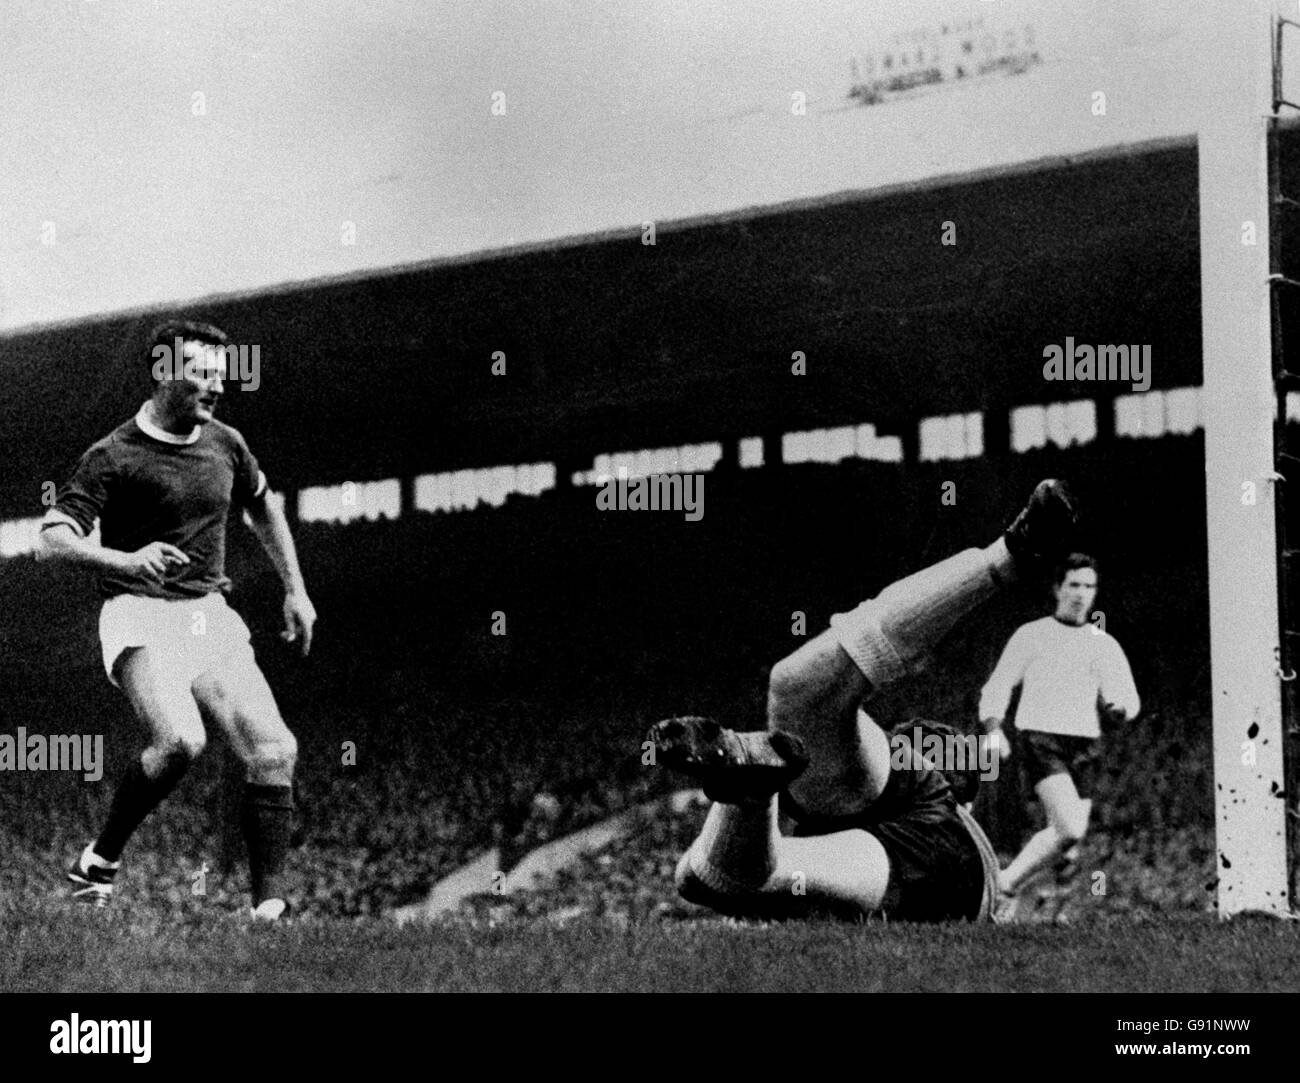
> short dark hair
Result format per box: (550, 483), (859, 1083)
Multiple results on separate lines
(145, 319), (229, 383)
(1053, 552), (1098, 586)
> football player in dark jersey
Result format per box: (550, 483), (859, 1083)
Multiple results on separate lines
(650, 480), (1079, 923)
(38, 320), (316, 920)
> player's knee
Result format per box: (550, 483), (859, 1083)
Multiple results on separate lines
(767, 655), (816, 719)
(245, 734), (297, 783)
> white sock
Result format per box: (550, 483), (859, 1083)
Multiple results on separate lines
(873, 545), (1007, 670)
(82, 843), (120, 870)
(984, 536), (1016, 585)
(689, 798), (778, 891)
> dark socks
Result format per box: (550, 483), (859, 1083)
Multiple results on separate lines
(242, 783), (294, 905)
(95, 756), (190, 862)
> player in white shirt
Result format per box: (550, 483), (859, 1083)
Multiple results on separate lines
(980, 554), (1139, 917)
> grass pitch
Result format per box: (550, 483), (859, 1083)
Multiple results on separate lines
(3, 908), (1298, 993)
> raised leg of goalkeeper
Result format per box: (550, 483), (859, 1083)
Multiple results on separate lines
(679, 540), (1016, 916)
(770, 540), (1015, 819)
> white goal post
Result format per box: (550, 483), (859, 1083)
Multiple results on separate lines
(1198, 0), (1291, 916)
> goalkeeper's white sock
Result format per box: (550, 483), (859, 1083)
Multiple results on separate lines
(870, 543), (1012, 677)
(688, 797), (778, 893)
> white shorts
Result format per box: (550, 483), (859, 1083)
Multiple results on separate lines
(99, 592), (253, 688)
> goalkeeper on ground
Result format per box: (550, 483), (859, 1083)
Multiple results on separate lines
(650, 480), (1079, 923)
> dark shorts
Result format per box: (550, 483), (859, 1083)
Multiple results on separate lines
(781, 768), (990, 923)
(1020, 731), (1100, 798)
(870, 791), (988, 922)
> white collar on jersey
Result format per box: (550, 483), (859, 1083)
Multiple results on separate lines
(135, 401), (200, 445)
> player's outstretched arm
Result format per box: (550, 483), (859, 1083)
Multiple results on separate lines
(37, 523), (189, 588)
(242, 489), (316, 655)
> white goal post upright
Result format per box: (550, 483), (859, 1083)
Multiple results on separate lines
(1198, 0), (1291, 916)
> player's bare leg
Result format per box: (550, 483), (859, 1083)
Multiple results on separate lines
(193, 644), (298, 919)
(770, 539), (1017, 819)
(69, 648), (208, 906)
(999, 772), (1091, 896)
(764, 636), (880, 816)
